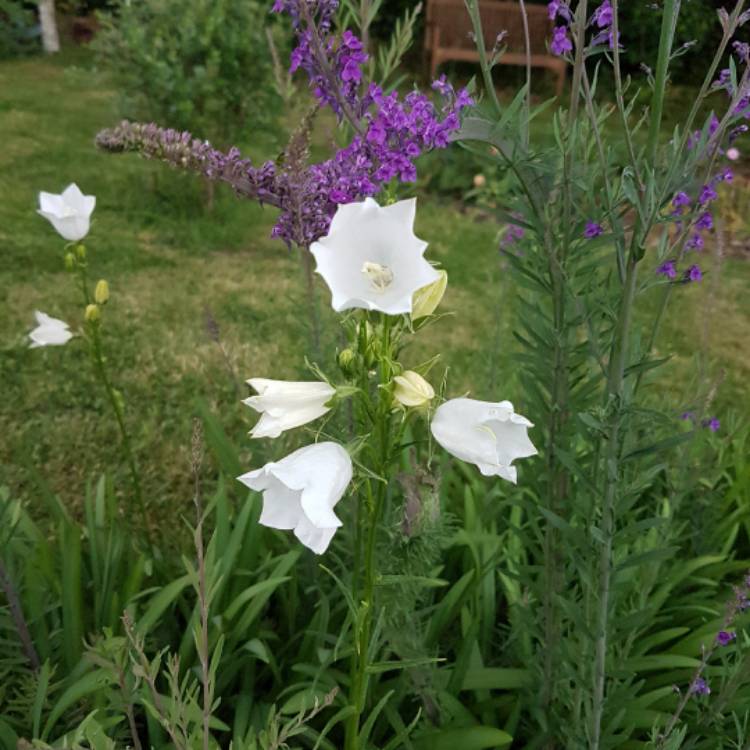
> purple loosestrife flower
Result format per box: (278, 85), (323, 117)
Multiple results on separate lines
(592, 0), (612, 28)
(672, 191), (691, 210)
(584, 221), (603, 238)
(696, 211), (713, 231)
(551, 26), (573, 55)
(699, 184), (718, 205)
(716, 630), (736, 645)
(686, 234), (704, 251)
(704, 417), (721, 432)
(548, 0), (571, 22)
(690, 678), (711, 696)
(656, 260), (677, 279)
(685, 264), (703, 282)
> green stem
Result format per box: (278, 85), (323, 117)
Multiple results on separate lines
(89, 325), (151, 545)
(345, 314), (393, 750)
(465, 0), (502, 118)
(646, 0), (679, 164)
(590, 255), (639, 749)
(75, 261), (152, 547)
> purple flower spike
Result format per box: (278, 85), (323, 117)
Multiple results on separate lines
(690, 677), (711, 696)
(551, 26), (573, 55)
(584, 221), (604, 238)
(548, 0), (571, 22)
(657, 260), (677, 279)
(716, 630), (735, 645)
(685, 264), (703, 282)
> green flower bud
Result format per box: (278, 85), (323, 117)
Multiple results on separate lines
(412, 270), (448, 320)
(84, 303), (100, 323)
(64, 252), (76, 271)
(94, 279), (110, 305)
(338, 348), (356, 375)
(76, 244), (86, 261)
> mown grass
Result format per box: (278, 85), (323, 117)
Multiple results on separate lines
(1, 48), (748, 524)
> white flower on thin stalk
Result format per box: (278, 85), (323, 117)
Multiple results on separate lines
(431, 398), (537, 483)
(310, 198), (440, 316)
(243, 378), (336, 439)
(37, 183), (96, 242)
(28, 311), (73, 348)
(238, 442), (353, 554)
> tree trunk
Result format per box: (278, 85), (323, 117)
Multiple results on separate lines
(38, 0), (60, 54)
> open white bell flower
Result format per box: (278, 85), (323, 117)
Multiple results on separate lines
(244, 378), (336, 439)
(310, 197), (440, 316)
(431, 398), (537, 484)
(38, 183), (96, 242)
(28, 311), (73, 348)
(238, 442), (353, 554)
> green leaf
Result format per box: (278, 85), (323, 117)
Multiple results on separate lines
(413, 726), (513, 749)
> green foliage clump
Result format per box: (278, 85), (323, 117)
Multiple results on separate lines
(0, 0), (40, 59)
(94, 0), (282, 147)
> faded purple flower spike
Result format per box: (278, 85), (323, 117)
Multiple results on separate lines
(690, 677), (711, 696)
(584, 221), (603, 238)
(551, 26), (573, 55)
(685, 264), (703, 282)
(656, 260), (677, 279)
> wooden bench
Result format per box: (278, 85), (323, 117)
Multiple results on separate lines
(425, 0), (567, 96)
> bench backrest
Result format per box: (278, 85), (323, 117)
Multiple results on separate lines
(425, 0), (554, 56)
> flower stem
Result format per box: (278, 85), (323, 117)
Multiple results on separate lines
(345, 313), (393, 750)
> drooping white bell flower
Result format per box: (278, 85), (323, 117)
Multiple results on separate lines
(244, 378), (336, 439)
(28, 311), (73, 348)
(431, 398), (537, 483)
(238, 442), (353, 554)
(38, 183), (96, 242)
(310, 198), (440, 316)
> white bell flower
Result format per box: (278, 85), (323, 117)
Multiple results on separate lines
(431, 398), (537, 483)
(310, 198), (440, 316)
(238, 442), (353, 554)
(38, 183), (96, 242)
(244, 378), (336, 439)
(28, 311), (73, 348)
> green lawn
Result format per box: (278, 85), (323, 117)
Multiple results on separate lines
(1, 50), (748, 521)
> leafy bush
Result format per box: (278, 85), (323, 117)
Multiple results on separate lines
(0, 0), (40, 59)
(94, 0), (282, 147)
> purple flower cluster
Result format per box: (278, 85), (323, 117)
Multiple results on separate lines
(690, 677), (711, 696)
(584, 220), (603, 239)
(98, 0), (471, 248)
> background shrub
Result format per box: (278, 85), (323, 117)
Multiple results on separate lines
(94, 0), (282, 147)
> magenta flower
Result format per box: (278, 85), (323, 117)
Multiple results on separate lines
(584, 221), (603, 238)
